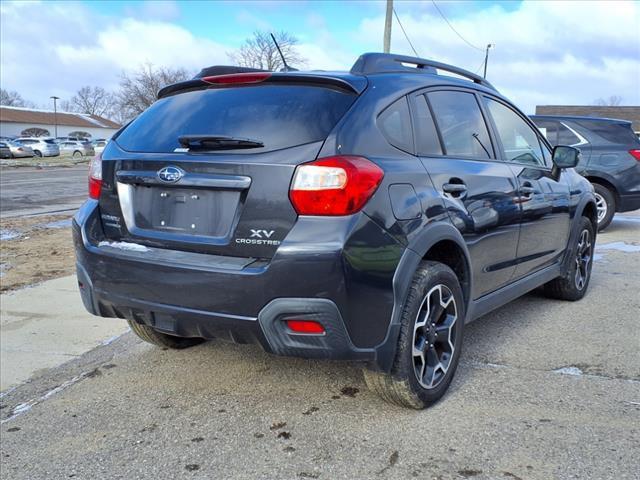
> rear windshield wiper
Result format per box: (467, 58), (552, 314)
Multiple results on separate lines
(178, 135), (264, 151)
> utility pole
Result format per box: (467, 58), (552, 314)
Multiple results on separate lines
(50, 96), (60, 138)
(383, 0), (393, 53)
(483, 44), (494, 79)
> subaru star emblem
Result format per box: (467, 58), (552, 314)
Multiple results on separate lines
(157, 166), (184, 183)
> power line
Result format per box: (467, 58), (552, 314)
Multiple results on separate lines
(392, 8), (420, 57)
(431, 0), (484, 52)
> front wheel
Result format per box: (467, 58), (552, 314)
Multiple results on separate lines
(127, 319), (205, 349)
(33, 150), (42, 157)
(72, 151), (83, 158)
(543, 216), (594, 301)
(363, 261), (465, 409)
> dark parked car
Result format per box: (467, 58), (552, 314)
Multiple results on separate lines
(531, 115), (640, 230)
(74, 53), (596, 408)
(0, 141), (12, 159)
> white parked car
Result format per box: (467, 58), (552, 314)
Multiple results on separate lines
(8, 140), (34, 158)
(15, 138), (60, 157)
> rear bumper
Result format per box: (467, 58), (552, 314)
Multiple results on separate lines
(73, 201), (404, 367)
(617, 193), (640, 212)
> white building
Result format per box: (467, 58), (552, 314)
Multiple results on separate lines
(0, 106), (121, 139)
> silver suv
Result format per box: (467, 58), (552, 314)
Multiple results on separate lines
(59, 140), (95, 158)
(15, 138), (60, 157)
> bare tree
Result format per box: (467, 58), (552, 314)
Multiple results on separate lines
(68, 86), (115, 118)
(594, 95), (623, 106)
(115, 63), (190, 121)
(0, 89), (35, 108)
(228, 31), (307, 71)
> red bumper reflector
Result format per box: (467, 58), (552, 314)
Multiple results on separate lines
(286, 320), (325, 334)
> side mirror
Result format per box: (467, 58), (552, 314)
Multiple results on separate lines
(552, 145), (580, 169)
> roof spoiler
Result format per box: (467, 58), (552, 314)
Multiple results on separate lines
(350, 53), (495, 90)
(193, 65), (269, 79)
(158, 69), (366, 99)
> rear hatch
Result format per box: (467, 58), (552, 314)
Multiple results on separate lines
(98, 75), (363, 259)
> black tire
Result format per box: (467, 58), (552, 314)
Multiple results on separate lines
(363, 261), (465, 409)
(543, 216), (594, 301)
(593, 183), (615, 231)
(33, 150), (42, 157)
(73, 151), (83, 158)
(127, 319), (204, 349)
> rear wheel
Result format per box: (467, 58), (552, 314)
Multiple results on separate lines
(543, 216), (594, 301)
(363, 261), (465, 409)
(127, 319), (204, 349)
(73, 151), (83, 158)
(593, 183), (615, 231)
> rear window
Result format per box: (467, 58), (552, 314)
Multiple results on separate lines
(574, 120), (640, 145)
(116, 85), (356, 153)
(44, 139), (56, 144)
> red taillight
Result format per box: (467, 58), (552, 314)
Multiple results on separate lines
(201, 72), (271, 85)
(289, 156), (384, 216)
(88, 154), (102, 199)
(286, 320), (325, 335)
(629, 149), (640, 161)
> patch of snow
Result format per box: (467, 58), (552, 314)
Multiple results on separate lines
(553, 366), (583, 376)
(613, 216), (640, 224)
(595, 242), (640, 253)
(38, 219), (72, 229)
(592, 253), (604, 262)
(1, 372), (87, 423)
(0, 229), (20, 241)
(98, 241), (149, 252)
(101, 328), (130, 346)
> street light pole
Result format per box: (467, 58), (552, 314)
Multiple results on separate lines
(383, 0), (393, 53)
(50, 96), (60, 138)
(483, 44), (494, 79)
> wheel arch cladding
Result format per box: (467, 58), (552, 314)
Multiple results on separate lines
(581, 200), (598, 233)
(373, 222), (472, 372)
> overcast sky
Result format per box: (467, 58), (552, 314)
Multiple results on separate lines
(1, 0), (639, 114)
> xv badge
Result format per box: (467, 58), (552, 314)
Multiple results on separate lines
(250, 229), (275, 239)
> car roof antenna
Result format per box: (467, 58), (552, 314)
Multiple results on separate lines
(270, 33), (298, 72)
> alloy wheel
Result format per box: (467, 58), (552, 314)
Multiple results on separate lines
(574, 229), (592, 290)
(594, 192), (607, 223)
(412, 284), (458, 389)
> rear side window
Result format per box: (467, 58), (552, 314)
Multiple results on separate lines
(427, 91), (493, 159)
(485, 98), (545, 166)
(414, 95), (443, 156)
(557, 123), (581, 145)
(116, 85), (356, 153)
(574, 120), (640, 145)
(377, 97), (413, 153)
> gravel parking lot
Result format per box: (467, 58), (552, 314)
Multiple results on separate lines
(1, 215), (639, 480)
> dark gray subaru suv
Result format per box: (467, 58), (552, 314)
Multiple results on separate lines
(74, 53), (597, 408)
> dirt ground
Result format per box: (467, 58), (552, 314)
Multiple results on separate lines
(0, 214), (75, 292)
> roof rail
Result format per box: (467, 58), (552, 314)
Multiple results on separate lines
(350, 53), (495, 90)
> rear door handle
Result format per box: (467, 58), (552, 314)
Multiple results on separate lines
(443, 183), (468, 196)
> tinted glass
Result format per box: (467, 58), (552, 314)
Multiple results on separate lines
(485, 98), (544, 166)
(44, 139), (56, 144)
(557, 123), (581, 145)
(414, 95), (443, 156)
(574, 120), (640, 145)
(116, 85), (356, 153)
(378, 97), (413, 153)
(428, 91), (492, 159)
